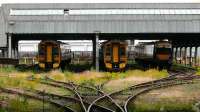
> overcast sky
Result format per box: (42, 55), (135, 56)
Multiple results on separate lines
(0, 0), (199, 5)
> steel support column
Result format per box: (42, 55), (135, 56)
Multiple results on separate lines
(195, 47), (198, 66)
(189, 47), (192, 66)
(175, 47), (178, 64)
(13, 48), (15, 59)
(95, 33), (99, 71)
(92, 39), (96, 67)
(171, 47), (174, 60)
(1, 49), (4, 58)
(180, 47), (182, 64)
(184, 47), (187, 66)
(17, 47), (19, 59)
(8, 34), (12, 58)
(4, 50), (7, 58)
(12, 49), (14, 58)
(14, 47), (17, 59)
(92, 32), (100, 71)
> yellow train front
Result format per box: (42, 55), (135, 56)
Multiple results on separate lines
(38, 40), (61, 70)
(100, 40), (128, 72)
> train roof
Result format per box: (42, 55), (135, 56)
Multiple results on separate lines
(100, 40), (127, 46)
(137, 41), (171, 46)
(39, 40), (69, 45)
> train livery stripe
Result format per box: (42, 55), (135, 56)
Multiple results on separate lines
(47, 46), (52, 62)
(113, 44), (119, 63)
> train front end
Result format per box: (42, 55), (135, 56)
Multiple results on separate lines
(103, 41), (127, 72)
(38, 40), (61, 70)
(154, 41), (172, 68)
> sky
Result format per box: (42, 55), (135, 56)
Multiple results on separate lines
(0, 0), (200, 5)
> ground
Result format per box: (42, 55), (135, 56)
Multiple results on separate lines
(0, 67), (199, 112)
(132, 80), (200, 112)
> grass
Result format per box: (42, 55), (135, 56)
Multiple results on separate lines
(172, 64), (200, 75)
(131, 81), (200, 112)
(110, 69), (168, 79)
(195, 67), (200, 75)
(0, 93), (65, 112)
(0, 66), (16, 74)
(2, 76), (30, 88)
(0, 66), (169, 90)
(0, 66), (199, 112)
(47, 69), (168, 90)
(0, 73), (37, 90)
(0, 69), (73, 96)
(132, 101), (195, 112)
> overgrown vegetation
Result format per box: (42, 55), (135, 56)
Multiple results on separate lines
(131, 81), (200, 112)
(132, 101), (195, 112)
(0, 94), (64, 112)
(47, 69), (168, 87)
(0, 66), (16, 74)
(0, 69), (72, 96)
(0, 66), (189, 112)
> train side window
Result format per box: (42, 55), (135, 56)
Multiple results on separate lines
(106, 46), (111, 56)
(120, 47), (126, 56)
(53, 47), (59, 55)
(39, 47), (45, 55)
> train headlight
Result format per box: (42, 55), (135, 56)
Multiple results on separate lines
(105, 63), (112, 69)
(120, 63), (126, 68)
(39, 63), (45, 68)
(53, 63), (59, 68)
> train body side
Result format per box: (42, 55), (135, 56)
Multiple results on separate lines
(134, 41), (172, 69)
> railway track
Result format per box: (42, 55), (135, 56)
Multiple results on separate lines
(87, 67), (199, 112)
(124, 75), (199, 112)
(0, 87), (76, 112)
(2, 65), (198, 112)
(47, 76), (126, 112)
(0, 87), (115, 112)
(37, 76), (116, 112)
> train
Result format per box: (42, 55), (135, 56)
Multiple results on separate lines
(134, 40), (172, 69)
(99, 40), (128, 72)
(37, 40), (71, 70)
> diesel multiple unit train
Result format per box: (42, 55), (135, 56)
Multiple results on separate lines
(37, 40), (71, 70)
(134, 41), (172, 69)
(19, 40), (172, 71)
(99, 40), (128, 71)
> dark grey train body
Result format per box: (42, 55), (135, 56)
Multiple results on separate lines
(134, 41), (172, 69)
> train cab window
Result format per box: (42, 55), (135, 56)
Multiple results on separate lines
(106, 46), (111, 56)
(120, 47), (126, 56)
(156, 48), (171, 54)
(53, 47), (59, 55)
